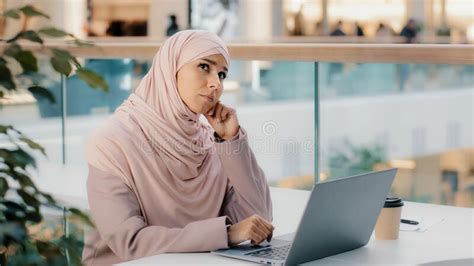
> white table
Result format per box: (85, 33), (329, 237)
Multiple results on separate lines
(120, 187), (474, 265)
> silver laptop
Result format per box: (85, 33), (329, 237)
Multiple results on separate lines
(212, 168), (398, 265)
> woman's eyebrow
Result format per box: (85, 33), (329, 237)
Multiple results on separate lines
(202, 58), (228, 72)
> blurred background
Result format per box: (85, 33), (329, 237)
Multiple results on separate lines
(0, 0), (473, 208)
(1, 0), (471, 42)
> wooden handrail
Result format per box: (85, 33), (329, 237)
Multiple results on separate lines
(1, 42), (473, 64)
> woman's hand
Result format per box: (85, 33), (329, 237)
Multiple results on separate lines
(227, 214), (274, 247)
(204, 101), (240, 140)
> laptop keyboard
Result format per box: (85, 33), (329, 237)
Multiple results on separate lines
(245, 244), (291, 260)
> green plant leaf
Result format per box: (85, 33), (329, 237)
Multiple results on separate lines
(12, 170), (38, 191)
(0, 177), (8, 197)
(57, 236), (83, 265)
(39, 192), (56, 205)
(5, 246), (47, 265)
(16, 50), (39, 72)
(0, 221), (27, 243)
(69, 208), (94, 227)
(24, 208), (42, 223)
(17, 189), (40, 209)
(4, 43), (21, 56)
(38, 27), (70, 38)
(51, 48), (79, 65)
(2, 200), (27, 222)
(7, 30), (44, 44)
(0, 124), (12, 134)
(1, 148), (36, 169)
(0, 59), (16, 90)
(51, 48), (73, 58)
(69, 56), (81, 68)
(5, 44), (39, 73)
(3, 9), (20, 19)
(19, 5), (49, 18)
(6, 124), (22, 135)
(76, 68), (108, 92)
(70, 38), (94, 47)
(20, 30), (43, 44)
(28, 86), (55, 104)
(36, 240), (61, 261)
(19, 136), (46, 155)
(50, 55), (71, 76)
(50, 48), (79, 75)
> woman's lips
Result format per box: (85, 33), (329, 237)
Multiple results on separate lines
(201, 95), (214, 102)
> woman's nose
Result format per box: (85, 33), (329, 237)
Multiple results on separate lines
(207, 74), (221, 91)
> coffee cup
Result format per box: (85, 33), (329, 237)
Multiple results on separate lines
(375, 197), (404, 240)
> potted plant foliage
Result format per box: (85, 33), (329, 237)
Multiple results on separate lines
(1, 5), (107, 265)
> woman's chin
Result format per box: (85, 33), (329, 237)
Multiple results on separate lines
(203, 102), (215, 112)
(193, 105), (209, 115)
(189, 100), (214, 115)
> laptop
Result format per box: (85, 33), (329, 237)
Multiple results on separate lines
(212, 168), (398, 265)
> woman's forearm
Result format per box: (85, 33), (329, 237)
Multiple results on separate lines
(215, 127), (273, 222)
(87, 165), (230, 261)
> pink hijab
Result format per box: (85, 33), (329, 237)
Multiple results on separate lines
(86, 30), (231, 214)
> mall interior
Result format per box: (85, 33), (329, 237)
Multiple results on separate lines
(0, 0), (472, 265)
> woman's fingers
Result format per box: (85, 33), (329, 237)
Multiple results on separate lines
(228, 215), (275, 246)
(214, 102), (234, 122)
(248, 216), (274, 245)
(267, 231), (273, 242)
(214, 102), (224, 121)
(220, 106), (233, 122)
(205, 103), (220, 123)
(205, 104), (216, 117)
(250, 226), (268, 245)
(251, 215), (273, 234)
(255, 220), (272, 238)
(255, 218), (273, 236)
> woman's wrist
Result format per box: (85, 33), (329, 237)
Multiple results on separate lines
(214, 131), (226, 143)
(214, 126), (240, 142)
(226, 224), (232, 246)
(224, 217), (234, 246)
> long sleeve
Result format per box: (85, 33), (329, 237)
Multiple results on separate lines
(86, 165), (229, 262)
(214, 127), (273, 224)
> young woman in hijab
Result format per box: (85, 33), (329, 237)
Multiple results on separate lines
(82, 30), (273, 264)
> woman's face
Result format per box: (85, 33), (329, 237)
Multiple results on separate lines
(176, 54), (228, 114)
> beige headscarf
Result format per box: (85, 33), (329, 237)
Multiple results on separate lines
(87, 30), (231, 222)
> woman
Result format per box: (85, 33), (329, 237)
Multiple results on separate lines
(82, 30), (273, 264)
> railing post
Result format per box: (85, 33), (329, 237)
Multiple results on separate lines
(314, 62), (320, 184)
(60, 74), (66, 165)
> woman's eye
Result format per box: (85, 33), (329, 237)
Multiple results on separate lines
(218, 72), (227, 80)
(199, 63), (209, 71)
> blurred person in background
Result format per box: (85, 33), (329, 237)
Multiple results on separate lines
(400, 18), (418, 43)
(293, 5), (305, 36)
(354, 22), (364, 37)
(314, 21), (324, 36)
(330, 20), (346, 36)
(166, 14), (180, 36)
(375, 23), (391, 37)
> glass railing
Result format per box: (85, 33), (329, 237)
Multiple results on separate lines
(1, 43), (472, 208)
(318, 62), (473, 208)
